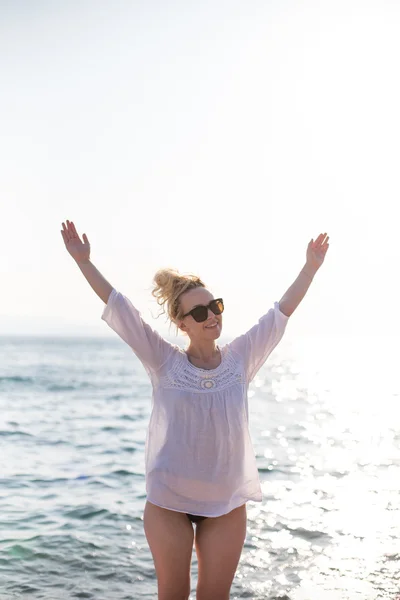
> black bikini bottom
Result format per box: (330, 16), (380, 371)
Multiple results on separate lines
(186, 513), (208, 523)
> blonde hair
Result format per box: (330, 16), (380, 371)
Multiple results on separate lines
(151, 268), (206, 333)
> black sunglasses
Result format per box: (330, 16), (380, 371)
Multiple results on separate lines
(182, 298), (224, 323)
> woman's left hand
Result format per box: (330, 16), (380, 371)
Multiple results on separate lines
(306, 233), (330, 272)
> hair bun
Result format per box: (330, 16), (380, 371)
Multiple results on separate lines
(152, 268), (179, 290)
(151, 267), (205, 327)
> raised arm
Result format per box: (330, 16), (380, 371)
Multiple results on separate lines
(61, 219), (175, 373)
(279, 232), (330, 317)
(61, 219), (112, 304)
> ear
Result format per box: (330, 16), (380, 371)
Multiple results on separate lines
(174, 317), (185, 331)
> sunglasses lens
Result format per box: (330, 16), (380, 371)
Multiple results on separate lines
(191, 306), (208, 323)
(210, 299), (224, 315)
(188, 299), (224, 322)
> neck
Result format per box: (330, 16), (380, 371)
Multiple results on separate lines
(186, 341), (219, 362)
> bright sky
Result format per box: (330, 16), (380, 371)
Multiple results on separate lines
(1, 0), (399, 340)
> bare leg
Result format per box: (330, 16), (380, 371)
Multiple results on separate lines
(143, 500), (195, 600)
(194, 503), (247, 600)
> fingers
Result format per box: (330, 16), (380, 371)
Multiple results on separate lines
(61, 221), (71, 242)
(66, 219), (76, 238)
(70, 221), (79, 238)
(61, 220), (80, 242)
(313, 233), (329, 247)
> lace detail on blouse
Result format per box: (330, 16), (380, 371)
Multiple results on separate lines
(159, 346), (244, 393)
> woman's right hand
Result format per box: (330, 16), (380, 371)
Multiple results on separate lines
(61, 220), (90, 263)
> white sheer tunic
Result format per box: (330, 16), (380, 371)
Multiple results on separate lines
(101, 289), (290, 517)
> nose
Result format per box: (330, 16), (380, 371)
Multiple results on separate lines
(206, 308), (218, 321)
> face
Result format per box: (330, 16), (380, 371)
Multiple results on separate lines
(178, 287), (223, 340)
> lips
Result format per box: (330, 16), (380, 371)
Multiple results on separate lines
(205, 323), (218, 329)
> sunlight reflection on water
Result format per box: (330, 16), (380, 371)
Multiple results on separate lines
(239, 335), (400, 599)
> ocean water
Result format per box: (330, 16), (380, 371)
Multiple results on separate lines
(0, 333), (399, 600)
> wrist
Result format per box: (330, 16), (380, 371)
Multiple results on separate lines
(75, 258), (91, 266)
(301, 264), (318, 279)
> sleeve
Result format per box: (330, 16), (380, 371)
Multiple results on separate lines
(227, 301), (290, 383)
(101, 288), (175, 374)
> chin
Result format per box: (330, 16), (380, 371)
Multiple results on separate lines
(210, 325), (222, 339)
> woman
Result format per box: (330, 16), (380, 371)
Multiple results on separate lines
(61, 219), (329, 600)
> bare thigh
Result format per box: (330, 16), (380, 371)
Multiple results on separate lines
(194, 503), (247, 600)
(143, 500), (194, 600)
